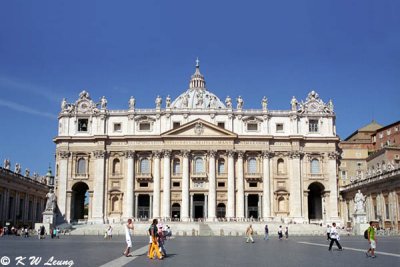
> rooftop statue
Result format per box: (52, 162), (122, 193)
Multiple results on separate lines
(155, 95), (162, 109)
(129, 96), (136, 110)
(236, 96), (244, 110)
(100, 96), (107, 109)
(291, 96), (298, 111)
(15, 163), (21, 174)
(166, 95), (171, 108)
(262, 96), (268, 111)
(225, 96), (232, 109)
(3, 158), (10, 170)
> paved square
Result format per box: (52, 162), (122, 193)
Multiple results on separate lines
(0, 235), (399, 267)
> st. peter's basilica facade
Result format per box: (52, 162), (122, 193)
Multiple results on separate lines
(54, 61), (340, 224)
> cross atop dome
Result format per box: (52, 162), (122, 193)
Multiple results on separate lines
(190, 57), (206, 89)
(196, 57), (200, 68)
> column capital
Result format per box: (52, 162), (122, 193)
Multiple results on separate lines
(163, 150), (172, 158)
(124, 150), (135, 159)
(227, 150), (236, 158)
(152, 150), (162, 159)
(181, 150), (191, 158)
(57, 151), (70, 159)
(237, 151), (245, 159)
(289, 150), (303, 159)
(328, 151), (340, 160)
(93, 150), (107, 159)
(262, 151), (274, 159)
(208, 150), (217, 158)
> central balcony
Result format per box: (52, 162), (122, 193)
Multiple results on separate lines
(136, 173), (153, 182)
(191, 172), (208, 181)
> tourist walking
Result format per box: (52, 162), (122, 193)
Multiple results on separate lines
(148, 219), (163, 260)
(158, 224), (167, 257)
(123, 219), (134, 257)
(246, 224), (254, 243)
(285, 227), (289, 239)
(366, 221), (377, 258)
(107, 225), (113, 239)
(264, 224), (269, 240)
(328, 222), (343, 251)
(278, 225), (283, 240)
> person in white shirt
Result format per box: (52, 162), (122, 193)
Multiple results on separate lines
(123, 219), (134, 257)
(328, 222), (343, 251)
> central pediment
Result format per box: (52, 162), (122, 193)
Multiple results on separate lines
(161, 119), (237, 139)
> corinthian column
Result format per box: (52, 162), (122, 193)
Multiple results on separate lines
(56, 151), (70, 220)
(236, 151), (244, 219)
(262, 151), (273, 220)
(328, 152), (340, 221)
(289, 151), (303, 222)
(181, 150), (190, 222)
(92, 150), (106, 223)
(152, 151), (161, 219)
(207, 150), (216, 222)
(163, 150), (171, 219)
(227, 150), (235, 219)
(124, 150), (135, 219)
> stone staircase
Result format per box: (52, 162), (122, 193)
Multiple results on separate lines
(199, 223), (214, 236)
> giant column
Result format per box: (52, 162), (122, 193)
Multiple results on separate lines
(289, 151), (303, 222)
(181, 150), (190, 222)
(152, 151), (161, 219)
(163, 150), (171, 219)
(207, 150), (217, 221)
(328, 152), (339, 222)
(92, 150), (106, 223)
(262, 151), (273, 219)
(57, 151), (70, 220)
(227, 150), (235, 219)
(123, 150), (135, 219)
(236, 151), (244, 219)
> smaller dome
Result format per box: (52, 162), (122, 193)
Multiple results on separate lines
(170, 59), (226, 109)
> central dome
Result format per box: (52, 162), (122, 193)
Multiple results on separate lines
(170, 60), (226, 109)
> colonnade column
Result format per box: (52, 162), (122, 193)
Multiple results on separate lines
(134, 194), (139, 218)
(163, 150), (171, 219)
(152, 151), (161, 219)
(149, 194), (153, 219)
(227, 150), (235, 220)
(91, 150), (106, 223)
(236, 151), (244, 219)
(289, 151), (303, 222)
(124, 150), (135, 220)
(190, 194), (194, 220)
(327, 152), (339, 222)
(204, 194), (208, 219)
(262, 151), (273, 220)
(56, 151), (70, 219)
(244, 193), (248, 218)
(207, 150), (216, 222)
(181, 150), (190, 222)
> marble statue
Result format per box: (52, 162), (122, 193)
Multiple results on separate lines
(15, 163), (21, 174)
(155, 95), (162, 108)
(129, 96), (136, 110)
(291, 96), (298, 111)
(182, 94), (189, 108)
(61, 98), (67, 111)
(100, 96), (107, 109)
(3, 158), (10, 170)
(225, 96), (232, 108)
(25, 168), (30, 177)
(166, 95), (171, 108)
(262, 96), (268, 111)
(354, 190), (366, 213)
(236, 96), (243, 110)
(45, 189), (56, 211)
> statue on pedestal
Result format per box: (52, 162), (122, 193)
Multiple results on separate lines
(15, 163), (21, 174)
(236, 96), (244, 110)
(3, 158), (10, 170)
(291, 96), (298, 111)
(354, 190), (366, 213)
(225, 96), (232, 109)
(166, 95), (171, 108)
(45, 189), (56, 211)
(262, 96), (268, 111)
(100, 96), (107, 109)
(155, 95), (162, 109)
(129, 96), (135, 110)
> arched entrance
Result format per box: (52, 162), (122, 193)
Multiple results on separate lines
(247, 194), (259, 219)
(71, 182), (89, 221)
(138, 194), (150, 219)
(171, 203), (180, 221)
(308, 182), (324, 222)
(193, 194), (205, 219)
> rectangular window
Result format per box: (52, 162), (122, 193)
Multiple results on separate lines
(218, 182), (225, 187)
(247, 123), (258, 131)
(276, 123), (284, 132)
(139, 182), (148, 187)
(78, 119), (88, 132)
(217, 122), (225, 129)
(385, 203), (390, 219)
(173, 122), (180, 129)
(139, 122), (151, 131)
(249, 182), (258, 187)
(341, 171), (347, 180)
(173, 182), (180, 187)
(113, 123), (121, 132)
(309, 120), (318, 133)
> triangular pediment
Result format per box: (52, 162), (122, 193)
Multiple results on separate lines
(162, 119), (237, 138)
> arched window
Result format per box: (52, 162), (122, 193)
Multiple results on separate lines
(218, 159), (225, 175)
(311, 159), (320, 174)
(140, 158), (150, 174)
(77, 158), (86, 174)
(248, 158), (257, 174)
(277, 159), (285, 174)
(173, 158), (181, 175)
(112, 158), (121, 174)
(194, 157), (204, 174)
(278, 196), (286, 212)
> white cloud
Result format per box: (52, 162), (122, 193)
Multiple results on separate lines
(0, 98), (57, 119)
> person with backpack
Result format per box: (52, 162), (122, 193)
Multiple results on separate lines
(365, 221), (377, 258)
(328, 222), (343, 251)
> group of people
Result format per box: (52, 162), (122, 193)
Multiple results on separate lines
(123, 218), (172, 260)
(245, 224), (289, 243)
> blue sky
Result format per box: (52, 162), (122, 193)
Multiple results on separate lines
(0, 0), (399, 175)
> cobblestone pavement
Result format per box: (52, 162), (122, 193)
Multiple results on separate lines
(0, 235), (399, 267)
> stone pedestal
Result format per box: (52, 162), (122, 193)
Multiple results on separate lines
(353, 211), (368, 235)
(42, 210), (56, 226)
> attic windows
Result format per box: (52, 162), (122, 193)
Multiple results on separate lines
(247, 123), (258, 131)
(139, 122), (151, 131)
(173, 122), (181, 129)
(78, 119), (88, 132)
